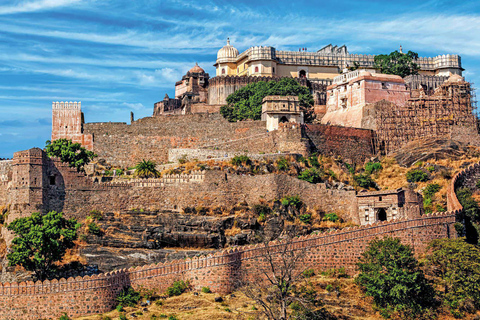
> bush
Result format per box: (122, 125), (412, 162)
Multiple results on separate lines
(178, 154), (188, 164)
(323, 212), (339, 222)
(88, 222), (102, 236)
(168, 316), (178, 320)
(302, 269), (315, 278)
(276, 157), (290, 171)
(307, 154), (320, 168)
(406, 169), (429, 182)
(427, 166), (435, 172)
(425, 238), (480, 317)
(321, 267), (348, 278)
(116, 286), (141, 307)
(119, 315), (127, 320)
(345, 163), (355, 175)
(423, 183), (441, 199)
(115, 168), (124, 176)
(456, 187), (480, 244)
(231, 155), (251, 166)
(325, 284), (334, 292)
(364, 162), (383, 175)
(89, 209), (103, 220)
(476, 179), (480, 189)
(298, 167), (324, 184)
(59, 314), (71, 320)
(166, 280), (189, 297)
(353, 174), (376, 189)
(356, 237), (435, 318)
(252, 204), (271, 216)
(280, 195), (302, 209)
(201, 286), (211, 293)
(299, 214), (311, 224)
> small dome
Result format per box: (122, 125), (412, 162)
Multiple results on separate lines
(189, 62), (205, 73)
(447, 74), (464, 83)
(217, 38), (239, 62)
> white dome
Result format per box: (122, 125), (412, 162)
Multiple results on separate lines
(216, 38), (239, 62)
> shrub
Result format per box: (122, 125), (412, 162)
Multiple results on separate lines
(115, 168), (124, 176)
(252, 204), (271, 216)
(280, 195), (302, 209)
(104, 170), (113, 176)
(178, 154), (188, 164)
(353, 173), (376, 189)
(166, 280), (189, 297)
(59, 314), (71, 320)
(168, 316), (178, 320)
(425, 238), (480, 317)
(427, 166), (435, 172)
(476, 180), (480, 189)
(89, 209), (103, 220)
(102, 317), (112, 320)
(327, 169), (337, 180)
(274, 157), (289, 171)
(345, 163), (355, 175)
(302, 269), (315, 278)
(406, 169), (429, 182)
(116, 305), (124, 312)
(258, 213), (266, 223)
(325, 284), (334, 292)
(423, 183), (441, 199)
(231, 155), (251, 166)
(119, 315), (127, 320)
(116, 286), (141, 307)
(88, 222), (102, 236)
(323, 212), (339, 222)
(298, 167), (324, 184)
(321, 267), (348, 278)
(356, 237), (435, 318)
(364, 162), (383, 175)
(201, 286), (211, 293)
(299, 213), (311, 224)
(456, 187), (480, 244)
(307, 154), (320, 168)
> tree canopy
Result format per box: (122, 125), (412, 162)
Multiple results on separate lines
(7, 211), (80, 280)
(424, 238), (480, 317)
(134, 159), (160, 178)
(374, 50), (420, 78)
(356, 237), (435, 318)
(45, 139), (96, 172)
(220, 77), (314, 122)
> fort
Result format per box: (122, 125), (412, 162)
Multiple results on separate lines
(0, 41), (478, 318)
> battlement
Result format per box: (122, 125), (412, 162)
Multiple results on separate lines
(52, 101), (81, 110)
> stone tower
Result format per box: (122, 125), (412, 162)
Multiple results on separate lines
(51, 101), (93, 150)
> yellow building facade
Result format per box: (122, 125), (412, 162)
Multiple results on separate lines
(214, 40), (463, 81)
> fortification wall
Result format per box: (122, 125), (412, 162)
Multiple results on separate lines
(5, 157), (479, 319)
(0, 160), (12, 205)
(304, 124), (375, 163)
(83, 114), (274, 167)
(0, 212), (456, 319)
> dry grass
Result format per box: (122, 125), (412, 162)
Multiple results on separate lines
(224, 226), (242, 237)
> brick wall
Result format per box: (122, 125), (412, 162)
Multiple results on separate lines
(304, 124), (375, 163)
(0, 212), (456, 319)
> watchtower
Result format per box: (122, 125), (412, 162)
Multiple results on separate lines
(261, 95), (303, 131)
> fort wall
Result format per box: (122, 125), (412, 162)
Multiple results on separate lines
(0, 212), (456, 319)
(304, 124), (375, 163)
(83, 114), (275, 167)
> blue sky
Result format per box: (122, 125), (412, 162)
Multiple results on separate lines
(0, 0), (479, 158)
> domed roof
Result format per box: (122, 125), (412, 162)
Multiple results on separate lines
(189, 62), (205, 73)
(447, 74), (464, 83)
(217, 38), (239, 61)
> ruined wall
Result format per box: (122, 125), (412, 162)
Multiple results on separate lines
(304, 124), (375, 164)
(0, 212), (456, 319)
(83, 114), (274, 167)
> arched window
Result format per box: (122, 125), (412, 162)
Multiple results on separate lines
(222, 68), (225, 74)
(255, 66), (259, 73)
(299, 70), (306, 78)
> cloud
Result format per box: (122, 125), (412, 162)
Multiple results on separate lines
(0, 0), (83, 15)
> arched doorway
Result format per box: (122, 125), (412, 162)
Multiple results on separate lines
(377, 208), (387, 222)
(299, 70), (306, 78)
(279, 116), (289, 123)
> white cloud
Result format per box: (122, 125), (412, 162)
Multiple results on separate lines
(0, 0), (83, 15)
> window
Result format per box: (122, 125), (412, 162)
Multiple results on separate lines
(382, 82), (387, 89)
(273, 67), (275, 73)
(49, 175), (56, 185)
(222, 68), (225, 74)
(365, 215), (369, 222)
(255, 66), (259, 73)
(379, 196), (382, 201)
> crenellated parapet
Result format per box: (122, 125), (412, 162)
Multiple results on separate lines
(52, 101), (81, 110)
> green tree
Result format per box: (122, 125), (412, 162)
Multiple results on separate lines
(406, 169), (429, 182)
(424, 238), (480, 317)
(374, 50), (420, 78)
(134, 159), (160, 178)
(456, 187), (480, 244)
(45, 139), (96, 172)
(7, 211), (80, 280)
(356, 237), (435, 318)
(220, 78), (314, 122)
(353, 173), (376, 189)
